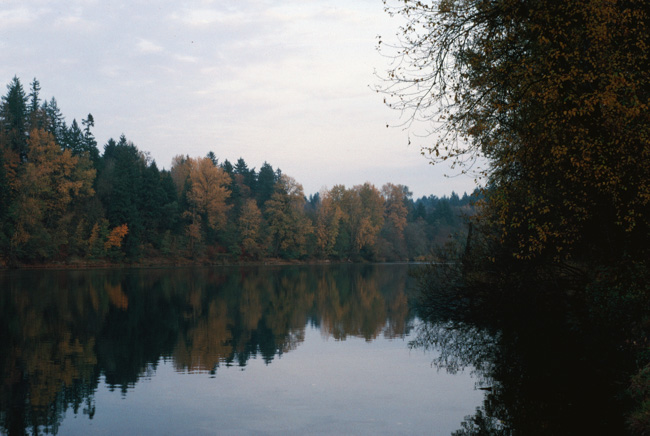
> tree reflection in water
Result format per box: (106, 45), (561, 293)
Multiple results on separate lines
(411, 270), (639, 436)
(0, 264), (415, 435)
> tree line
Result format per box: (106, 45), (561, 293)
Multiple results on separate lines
(0, 76), (475, 266)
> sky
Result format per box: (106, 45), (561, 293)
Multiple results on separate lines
(0, 0), (479, 198)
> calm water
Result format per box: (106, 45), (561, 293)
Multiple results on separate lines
(0, 264), (485, 435)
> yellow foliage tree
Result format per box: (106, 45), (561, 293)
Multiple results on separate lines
(238, 199), (263, 258)
(187, 157), (231, 231)
(353, 183), (385, 253)
(382, 183), (409, 236)
(10, 128), (95, 258)
(315, 189), (344, 257)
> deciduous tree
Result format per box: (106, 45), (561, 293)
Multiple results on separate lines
(238, 199), (264, 259)
(187, 157), (231, 232)
(10, 128), (95, 259)
(104, 224), (129, 251)
(265, 174), (313, 258)
(315, 189), (344, 258)
(379, 0), (649, 262)
(353, 183), (384, 256)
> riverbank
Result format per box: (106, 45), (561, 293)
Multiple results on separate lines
(0, 256), (336, 270)
(0, 255), (423, 270)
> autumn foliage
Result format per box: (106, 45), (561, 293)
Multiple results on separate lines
(0, 76), (474, 265)
(104, 224), (129, 250)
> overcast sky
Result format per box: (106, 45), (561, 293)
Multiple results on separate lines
(0, 0), (479, 198)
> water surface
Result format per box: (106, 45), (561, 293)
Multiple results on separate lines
(0, 264), (483, 435)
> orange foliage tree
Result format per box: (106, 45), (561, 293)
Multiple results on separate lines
(351, 183), (385, 255)
(172, 156), (231, 253)
(315, 189), (344, 258)
(10, 128), (95, 259)
(382, 183), (409, 237)
(104, 224), (129, 251)
(187, 157), (231, 231)
(238, 199), (264, 259)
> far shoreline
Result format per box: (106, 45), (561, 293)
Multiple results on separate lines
(0, 257), (433, 271)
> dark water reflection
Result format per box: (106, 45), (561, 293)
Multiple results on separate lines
(3, 264), (476, 435)
(411, 290), (638, 435)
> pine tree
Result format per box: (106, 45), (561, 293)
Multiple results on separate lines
(26, 78), (47, 131)
(42, 97), (67, 146)
(28, 78), (40, 114)
(81, 114), (99, 164)
(65, 119), (84, 155)
(206, 151), (218, 166)
(256, 162), (276, 209)
(97, 135), (144, 258)
(1, 76), (28, 161)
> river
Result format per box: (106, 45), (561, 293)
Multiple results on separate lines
(0, 264), (484, 435)
(1, 263), (638, 435)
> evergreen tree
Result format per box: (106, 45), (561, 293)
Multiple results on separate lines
(81, 114), (99, 164)
(221, 159), (233, 174)
(159, 169), (180, 233)
(42, 97), (67, 145)
(245, 167), (257, 198)
(234, 157), (249, 176)
(256, 162), (276, 209)
(26, 78), (47, 131)
(65, 119), (85, 155)
(411, 200), (427, 222)
(98, 135), (145, 259)
(1, 76), (28, 160)
(0, 147), (11, 252)
(206, 151), (218, 166)
(233, 157), (253, 199)
(28, 78), (40, 114)
(221, 158), (242, 220)
(139, 162), (164, 246)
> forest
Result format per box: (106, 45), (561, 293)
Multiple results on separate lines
(0, 76), (474, 267)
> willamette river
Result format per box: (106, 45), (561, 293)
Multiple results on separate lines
(0, 263), (636, 435)
(0, 264), (485, 435)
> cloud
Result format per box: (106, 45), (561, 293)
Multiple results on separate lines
(137, 38), (164, 54)
(99, 64), (125, 78)
(174, 54), (199, 63)
(0, 7), (38, 27)
(53, 14), (98, 32)
(170, 8), (246, 27)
